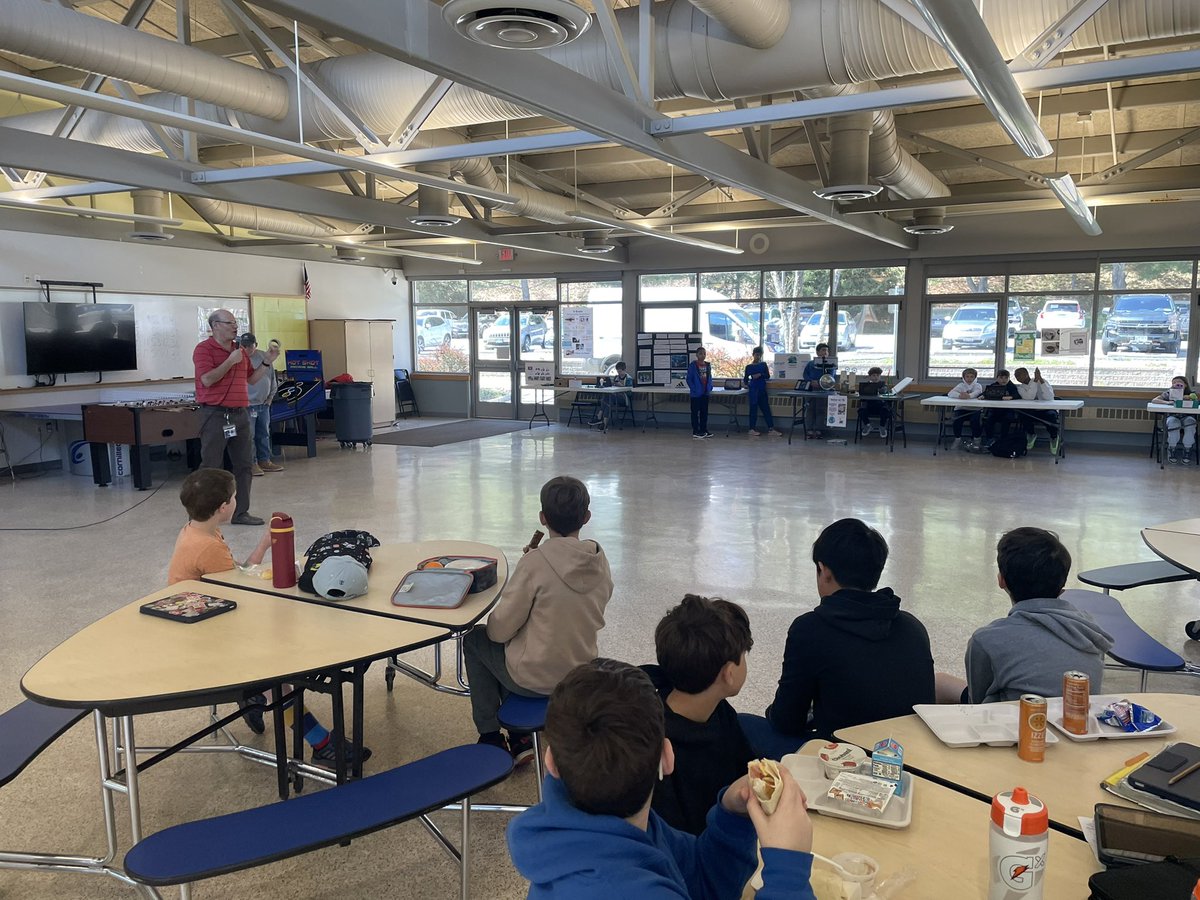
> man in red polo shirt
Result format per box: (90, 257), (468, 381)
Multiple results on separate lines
(194, 309), (279, 525)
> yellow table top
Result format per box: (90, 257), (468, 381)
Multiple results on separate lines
(200, 540), (508, 629)
(835, 693), (1190, 831)
(788, 741), (1100, 898)
(21, 581), (449, 714)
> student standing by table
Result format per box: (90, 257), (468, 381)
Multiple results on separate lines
(801, 344), (836, 438)
(687, 347), (714, 439)
(744, 346), (782, 437)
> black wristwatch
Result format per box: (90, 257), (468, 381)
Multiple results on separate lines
(261, 361), (270, 368)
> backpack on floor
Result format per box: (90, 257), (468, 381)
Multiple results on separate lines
(990, 435), (1028, 458)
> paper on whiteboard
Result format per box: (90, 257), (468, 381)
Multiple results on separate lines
(638, 349), (652, 366)
(654, 369), (669, 383)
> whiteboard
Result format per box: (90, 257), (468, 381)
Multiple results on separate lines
(0, 288), (249, 390)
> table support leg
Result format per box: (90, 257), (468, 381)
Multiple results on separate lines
(119, 716), (144, 843)
(272, 684), (288, 800)
(352, 664), (366, 780)
(90, 442), (111, 486)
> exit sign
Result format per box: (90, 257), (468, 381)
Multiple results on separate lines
(498, 248), (515, 262)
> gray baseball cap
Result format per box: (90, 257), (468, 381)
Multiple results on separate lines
(311, 555), (369, 600)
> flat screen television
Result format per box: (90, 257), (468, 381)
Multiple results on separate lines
(23, 302), (138, 375)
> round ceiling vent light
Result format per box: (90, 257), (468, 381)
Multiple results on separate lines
(127, 228), (174, 242)
(577, 233), (615, 254)
(812, 184), (884, 202)
(443, 0), (592, 50)
(903, 221), (955, 235)
(408, 213), (461, 228)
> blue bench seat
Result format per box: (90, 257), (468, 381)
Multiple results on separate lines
(124, 743), (512, 896)
(1077, 561), (1194, 594)
(1062, 589), (1198, 690)
(0, 700), (88, 789)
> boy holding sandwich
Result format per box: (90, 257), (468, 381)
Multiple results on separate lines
(507, 658), (815, 899)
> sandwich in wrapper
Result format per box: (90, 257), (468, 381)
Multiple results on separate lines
(748, 758), (782, 815)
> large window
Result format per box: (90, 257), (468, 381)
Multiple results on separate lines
(923, 260), (1199, 388)
(560, 280), (623, 375)
(413, 280), (469, 373)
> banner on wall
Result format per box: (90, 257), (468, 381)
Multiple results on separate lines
(560, 305), (593, 358)
(1013, 331), (1037, 361)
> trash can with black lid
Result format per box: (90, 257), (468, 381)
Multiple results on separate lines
(330, 381), (373, 448)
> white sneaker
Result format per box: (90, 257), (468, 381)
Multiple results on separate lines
(693, 433), (705, 440)
(702, 432), (714, 438)
(862, 425), (874, 436)
(951, 437), (962, 450)
(879, 426), (889, 440)
(748, 429), (762, 436)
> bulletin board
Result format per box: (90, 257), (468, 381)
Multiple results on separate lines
(250, 294), (308, 354)
(0, 288), (248, 389)
(635, 331), (702, 386)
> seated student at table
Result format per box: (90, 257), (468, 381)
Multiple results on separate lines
(597, 360), (634, 428)
(801, 343), (837, 438)
(463, 475), (613, 764)
(1014, 366), (1060, 454)
(1151, 375), (1198, 465)
(948, 367), (983, 450)
(641, 595), (756, 836)
(982, 369), (1021, 447)
(167, 469), (370, 765)
(744, 346), (783, 437)
(857, 366), (892, 439)
(741, 519), (935, 758)
(941, 527), (1113, 704)
(507, 659), (816, 900)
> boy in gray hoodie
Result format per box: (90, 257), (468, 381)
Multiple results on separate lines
(963, 527), (1113, 703)
(463, 475), (613, 765)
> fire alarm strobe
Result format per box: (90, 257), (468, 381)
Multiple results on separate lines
(417, 556), (498, 593)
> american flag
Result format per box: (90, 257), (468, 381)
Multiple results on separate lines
(302, 265), (311, 301)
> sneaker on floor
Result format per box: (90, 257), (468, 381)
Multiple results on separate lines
(1050, 437), (1061, 456)
(311, 735), (372, 768)
(231, 512), (264, 526)
(879, 426), (889, 441)
(240, 692), (266, 735)
(748, 429), (762, 436)
(259, 459), (284, 472)
(703, 432), (714, 438)
(508, 732), (536, 768)
(693, 433), (705, 440)
(1184, 450), (1194, 466)
(1168, 448), (1180, 464)
(251, 463), (265, 477)
(950, 437), (962, 450)
(1026, 433), (1038, 451)
(477, 731), (509, 752)
(772, 429), (784, 436)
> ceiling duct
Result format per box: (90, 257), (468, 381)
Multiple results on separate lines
(811, 110), (882, 202)
(684, 0), (790, 50)
(409, 184), (462, 228)
(903, 208), (954, 235)
(127, 189), (174, 241)
(442, 0), (592, 50)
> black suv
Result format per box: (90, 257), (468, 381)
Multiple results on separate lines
(1101, 294), (1181, 355)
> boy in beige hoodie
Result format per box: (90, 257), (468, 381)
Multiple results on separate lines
(463, 475), (613, 765)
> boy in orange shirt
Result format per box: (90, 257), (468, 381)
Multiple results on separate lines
(166, 468), (369, 766)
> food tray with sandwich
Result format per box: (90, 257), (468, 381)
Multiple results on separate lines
(776, 745), (915, 829)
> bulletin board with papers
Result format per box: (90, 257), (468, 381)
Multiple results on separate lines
(636, 332), (702, 386)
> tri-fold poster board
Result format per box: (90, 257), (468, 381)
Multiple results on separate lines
(636, 332), (702, 386)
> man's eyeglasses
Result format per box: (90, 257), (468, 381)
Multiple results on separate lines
(212, 319), (237, 326)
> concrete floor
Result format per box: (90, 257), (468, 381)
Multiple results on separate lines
(1, 422), (1198, 899)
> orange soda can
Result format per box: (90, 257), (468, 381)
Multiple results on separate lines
(1018, 694), (1047, 763)
(1062, 671), (1090, 735)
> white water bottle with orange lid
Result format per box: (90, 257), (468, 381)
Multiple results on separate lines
(989, 786), (1048, 900)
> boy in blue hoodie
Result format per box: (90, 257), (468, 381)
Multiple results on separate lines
(507, 658), (815, 900)
(961, 527), (1113, 703)
(744, 346), (783, 437)
(686, 347), (714, 439)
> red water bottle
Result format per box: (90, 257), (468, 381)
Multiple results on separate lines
(270, 513), (296, 588)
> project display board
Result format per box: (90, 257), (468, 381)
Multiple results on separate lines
(0, 288), (248, 389)
(635, 332), (702, 386)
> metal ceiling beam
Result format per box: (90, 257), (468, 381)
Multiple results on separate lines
(896, 128), (1047, 187)
(1083, 125), (1200, 185)
(732, 99), (762, 160)
(1009, 0), (1114, 72)
(0, 70), (518, 205)
(593, 0), (646, 105)
(646, 180), (719, 218)
(803, 120), (830, 187)
(657, 49), (1200, 135)
(0, 125), (627, 263)
(507, 160), (631, 217)
(248, 0), (915, 248)
(908, 0), (1053, 157)
(875, 0), (941, 42)
(386, 77), (453, 149)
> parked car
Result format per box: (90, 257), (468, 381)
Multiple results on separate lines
(1006, 300), (1025, 336)
(799, 311), (858, 350)
(1036, 300), (1086, 332)
(482, 312), (548, 351)
(942, 306), (998, 350)
(1101, 293), (1181, 354)
(929, 310), (953, 338)
(414, 312), (452, 352)
(418, 307), (467, 339)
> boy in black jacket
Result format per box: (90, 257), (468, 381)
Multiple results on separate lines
(743, 519), (935, 757)
(641, 595), (756, 835)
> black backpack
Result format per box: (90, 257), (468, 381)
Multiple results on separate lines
(990, 434), (1028, 458)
